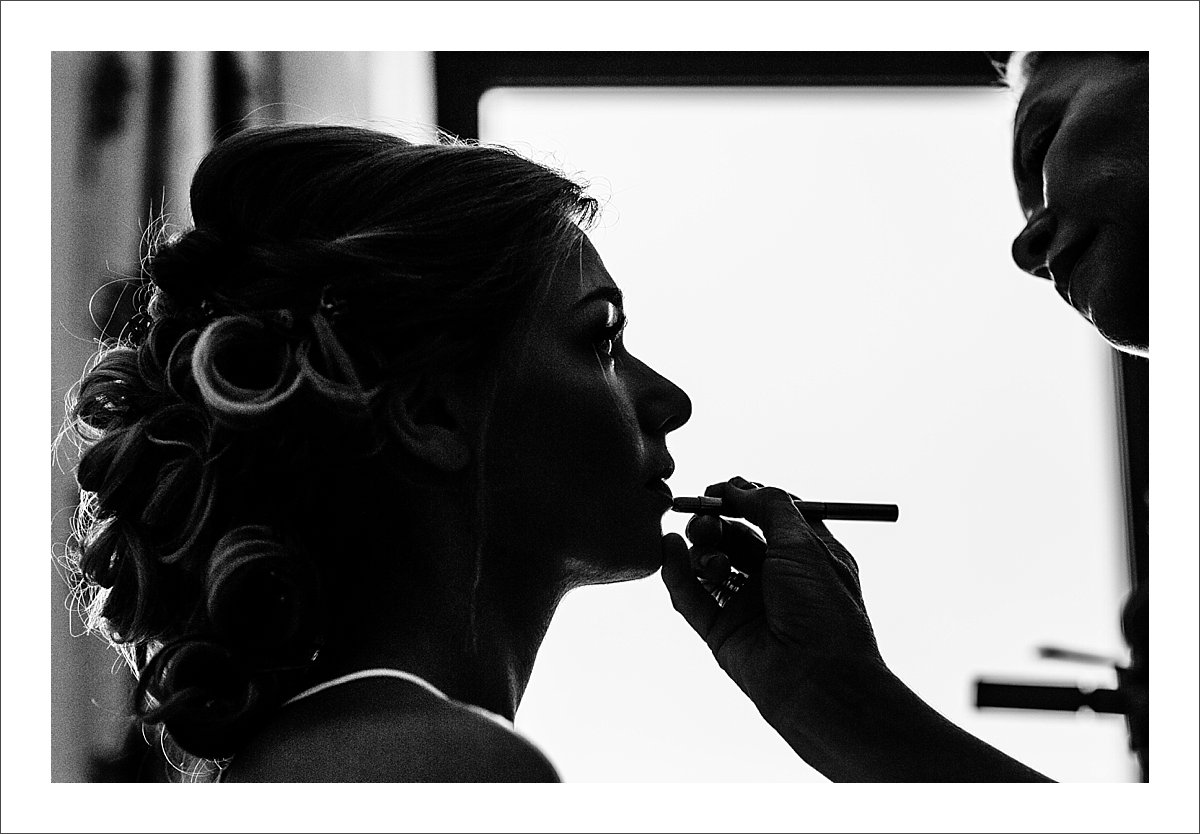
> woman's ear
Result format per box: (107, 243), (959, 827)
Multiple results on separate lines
(386, 377), (474, 473)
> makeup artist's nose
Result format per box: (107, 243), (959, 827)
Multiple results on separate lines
(636, 361), (692, 435)
(1011, 208), (1056, 279)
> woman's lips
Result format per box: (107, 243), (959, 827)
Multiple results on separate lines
(647, 479), (674, 506)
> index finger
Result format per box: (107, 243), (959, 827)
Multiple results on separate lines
(704, 479), (821, 556)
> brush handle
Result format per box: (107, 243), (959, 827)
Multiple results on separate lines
(670, 496), (899, 522)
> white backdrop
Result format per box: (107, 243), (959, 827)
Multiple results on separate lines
(480, 86), (1133, 782)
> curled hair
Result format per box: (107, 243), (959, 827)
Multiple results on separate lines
(189, 316), (304, 429)
(60, 123), (599, 768)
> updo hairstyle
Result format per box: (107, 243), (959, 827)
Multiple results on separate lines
(62, 124), (599, 763)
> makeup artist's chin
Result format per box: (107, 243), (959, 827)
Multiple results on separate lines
(1068, 247), (1147, 354)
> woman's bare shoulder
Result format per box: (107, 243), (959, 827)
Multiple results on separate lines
(223, 677), (559, 783)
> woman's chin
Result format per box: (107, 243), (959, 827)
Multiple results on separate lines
(567, 538), (664, 586)
(590, 563), (662, 586)
(615, 539), (668, 581)
(618, 557), (665, 582)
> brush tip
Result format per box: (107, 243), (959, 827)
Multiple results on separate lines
(670, 496), (724, 513)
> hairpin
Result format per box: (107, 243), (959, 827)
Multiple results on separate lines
(318, 285), (346, 326)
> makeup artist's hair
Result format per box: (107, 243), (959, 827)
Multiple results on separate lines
(1001, 51), (1148, 97)
(60, 123), (599, 771)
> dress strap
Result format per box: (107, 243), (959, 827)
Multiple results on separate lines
(282, 668), (451, 707)
(216, 667), (516, 782)
(280, 667), (514, 729)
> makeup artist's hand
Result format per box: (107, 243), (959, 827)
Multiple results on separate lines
(661, 476), (1054, 782)
(660, 476), (888, 728)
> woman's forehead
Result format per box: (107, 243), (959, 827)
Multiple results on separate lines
(569, 235), (619, 298)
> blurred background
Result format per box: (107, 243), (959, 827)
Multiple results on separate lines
(50, 51), (1145, 783)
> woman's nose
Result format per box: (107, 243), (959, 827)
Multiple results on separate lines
(1011, 208), (1057, 279)
(637, 361), (692, 435)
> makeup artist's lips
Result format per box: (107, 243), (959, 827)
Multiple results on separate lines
(1048, 232), (1097, 309)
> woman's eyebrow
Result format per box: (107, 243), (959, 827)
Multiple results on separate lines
(574, 285), (624, 310)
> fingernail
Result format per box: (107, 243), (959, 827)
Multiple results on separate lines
(697, 551), (729, 578)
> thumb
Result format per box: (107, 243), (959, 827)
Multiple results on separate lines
(660, 532), (719, 640)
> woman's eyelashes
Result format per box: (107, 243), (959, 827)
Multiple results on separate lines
(594, 311), (627, 362)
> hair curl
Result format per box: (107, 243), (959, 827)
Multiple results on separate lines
(60, 123), (599, 770)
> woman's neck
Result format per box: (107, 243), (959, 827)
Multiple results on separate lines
(326, 592), (560, 721)
(313, 493), (567, 721)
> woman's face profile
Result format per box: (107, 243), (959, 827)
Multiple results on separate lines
(1009, 54), (1148, 354)
(481, 236), (692, 586)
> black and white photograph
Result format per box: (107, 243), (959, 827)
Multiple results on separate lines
(4, 2), (1198, 832)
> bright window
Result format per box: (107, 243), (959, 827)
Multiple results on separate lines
(480, 86), (1132, 782)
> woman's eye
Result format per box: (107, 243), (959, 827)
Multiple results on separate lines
(1021, 122), (1059, 178)
(595, 317), (626, 361)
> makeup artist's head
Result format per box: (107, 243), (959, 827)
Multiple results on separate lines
(62, 123), (690, 762)
(1006, 51), (1148, 356)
